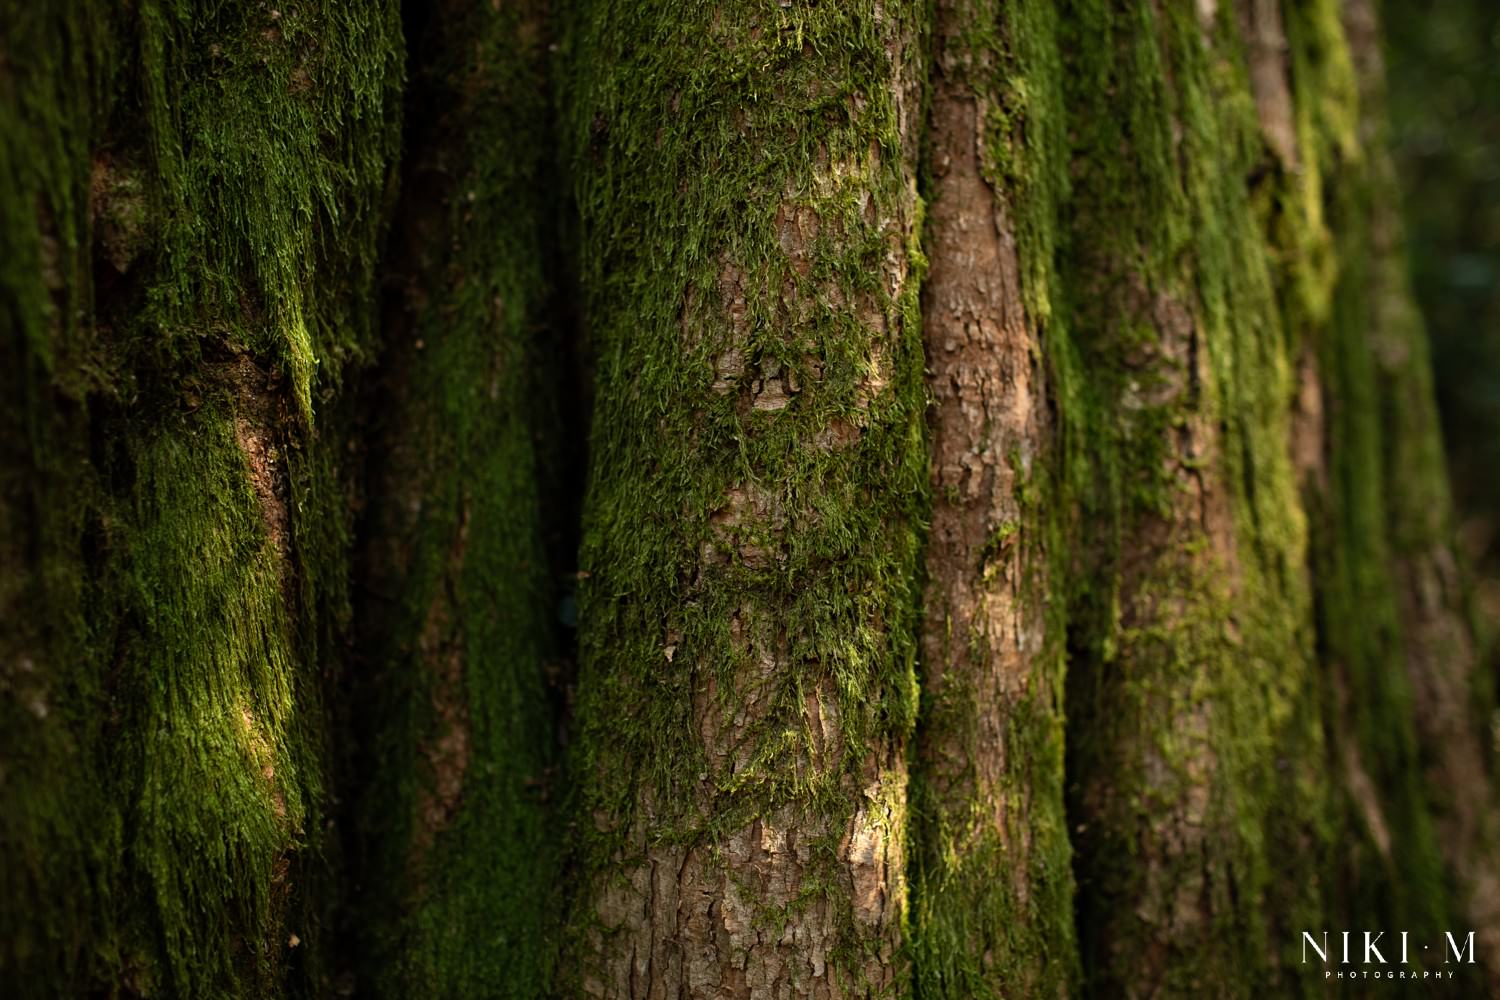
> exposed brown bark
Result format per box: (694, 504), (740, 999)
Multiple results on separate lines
(1236, 0), (1298, 170)
(6, 2), (1497, 997)
(920, 0), (1046, 835)
(912, 0), (1063, 992)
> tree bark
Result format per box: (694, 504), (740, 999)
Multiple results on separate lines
(1339, 0), (1500, 975)
(1056, 3), (1328, 993)
(1, 2), (402, 996)
(560, 2), (927, 995)
(348, 1), (565, 996)
(910, 0), (1077, 995)
(3, 1), (1497, 998)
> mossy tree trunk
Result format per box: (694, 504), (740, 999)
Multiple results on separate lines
(1056, 1), (1333, 991)
(1, 2), (402, 996)
(1338, 0), (1500, 966)
(559, 1), (929, 995)
(4, 0), (1498, 998)
(909, 0), (1077, 995)
(347, 0), (566, 997)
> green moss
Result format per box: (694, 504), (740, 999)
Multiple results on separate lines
(119, 404), (312, 996)
(1053, 1), (1335, 993)
(348, 1), (565, 996)
(3, 0), (1486, 994)
(907, 0), (1078, 995)
(1, 1), (402, 995)
(911, 675), (1075, 999)
(132, 0), (403, 414)
(1, 8), (119, 987)
(1279, 3), (1490, 983)
(561, 0), (929, 988)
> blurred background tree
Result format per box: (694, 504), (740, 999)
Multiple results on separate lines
(1385, 0), (1500, 610)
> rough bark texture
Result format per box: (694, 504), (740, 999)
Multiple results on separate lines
(1266, 0), (1457, 971)
(0, 2), (402, 996)
(910, 0), (1076, 995)
(347, 1), (565, 996)
(1058, 2), (1329, 994)
(561, 1), (927, 995)
(4, 1), (1497, 998)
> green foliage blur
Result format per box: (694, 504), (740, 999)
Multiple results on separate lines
(1385, 0), (1500, 579)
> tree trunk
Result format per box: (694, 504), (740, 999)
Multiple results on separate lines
(910, 0), (1077, 995)
(347, 1), (565, 996)
(1, 2), (401, 996)
(4, 1), (1498, 998)
(559, 2), (928, 995)
(1340, 0), (1500, 969)
(1056, 2), (1333, 992)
